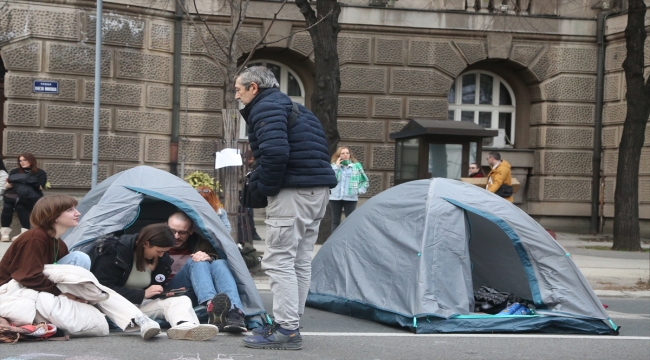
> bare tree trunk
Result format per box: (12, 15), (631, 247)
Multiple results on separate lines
(612, 0), (650, 251)
(295, 0), (341, 244)
(222, 1), (245, 239)
(295, 0), (341, 155)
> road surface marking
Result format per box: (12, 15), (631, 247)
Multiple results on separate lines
(300, 332), (649, 340)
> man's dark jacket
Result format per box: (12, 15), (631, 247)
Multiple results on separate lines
(239, 87), (337, 200)
(91, 233), (173, 304)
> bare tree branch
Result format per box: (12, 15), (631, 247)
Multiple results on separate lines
(235, 0), (292, 75)
(189, 0), (229, 58)
(295, 0), (317, 26)
(260, 9), (333, 46)
(174, 0), (228, 63)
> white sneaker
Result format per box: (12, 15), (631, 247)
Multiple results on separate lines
(134, 314), (161, 340)
(167, 323), (218, 341)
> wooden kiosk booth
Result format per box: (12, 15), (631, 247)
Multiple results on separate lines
(390, 119), (498, 186)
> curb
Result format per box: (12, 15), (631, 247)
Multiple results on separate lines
(252, 277), (650, 298)
(594, 289), (650, 298)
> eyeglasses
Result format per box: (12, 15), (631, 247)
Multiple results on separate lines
(197, 189), (211, 194)
(169, 229), (190, 236)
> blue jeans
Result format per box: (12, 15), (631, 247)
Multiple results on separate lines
(57, 251), (91, 270)
(167, 259), (242, 310)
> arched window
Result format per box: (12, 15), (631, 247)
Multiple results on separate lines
(239, 60), (305, 139)
(448, 71), (516, 147)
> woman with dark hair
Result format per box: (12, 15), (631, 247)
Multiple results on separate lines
(1, 153), (48, 241)
(196, 186), (231, 232)
(92, 223), (219, 341)
(0, 195), (162, 340)
(469, 163), (485, 178)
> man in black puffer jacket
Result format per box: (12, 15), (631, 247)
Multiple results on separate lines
(237, 66), (336, 350)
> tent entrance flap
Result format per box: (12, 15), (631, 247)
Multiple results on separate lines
(121, 196), (178, 233)
(124, 186), (227, 260)
(443, 197), (541, 305)
(465, 210), (534, 302)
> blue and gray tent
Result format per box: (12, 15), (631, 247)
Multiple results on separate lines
(307, 178), (618, 335)
(62, 166), (266, 326)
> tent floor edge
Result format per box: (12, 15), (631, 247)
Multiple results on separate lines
(306, 293), (613, 335)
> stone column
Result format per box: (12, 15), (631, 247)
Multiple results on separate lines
(519, 0), (530, 14)
(479, 0), (490, 12)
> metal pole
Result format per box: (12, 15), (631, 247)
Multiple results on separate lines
(171, 0), (184, 175)
(590, 10), (614, 233)
(91, 0), (103, 188)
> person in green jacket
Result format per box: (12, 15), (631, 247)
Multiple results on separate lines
(329, 146), (369, 232)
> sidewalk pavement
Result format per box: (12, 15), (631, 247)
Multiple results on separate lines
(1, 227), (647, 298)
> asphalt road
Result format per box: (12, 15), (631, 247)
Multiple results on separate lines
(1, 293), (648, 360)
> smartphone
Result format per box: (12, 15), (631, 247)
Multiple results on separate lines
(162, 288), (187, 298)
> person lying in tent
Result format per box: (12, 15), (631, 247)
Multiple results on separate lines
(165, 211), (248, 333)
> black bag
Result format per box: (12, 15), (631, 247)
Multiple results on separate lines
(473, 286), (522, 314)
(3, 183), (19, 205)
(240, 102), (300, 209)
(495, 184), (513, 198)
(240, 171), (268, 209)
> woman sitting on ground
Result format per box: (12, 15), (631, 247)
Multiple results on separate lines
(0, 194), (162, 340)
(91, 223), (219, 341)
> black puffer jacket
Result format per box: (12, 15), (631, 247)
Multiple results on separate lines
(5, 168), (47, 200)
(239, 88), (337, 201)
(91, 233), (173, 305)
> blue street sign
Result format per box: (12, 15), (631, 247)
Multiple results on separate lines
(33, 81), (59, 94)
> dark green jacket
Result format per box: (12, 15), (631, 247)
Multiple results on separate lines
(239, 242), (258, 269)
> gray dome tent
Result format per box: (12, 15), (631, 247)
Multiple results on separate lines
(307, 178), (617, 334)
(63, 166), (266, 323)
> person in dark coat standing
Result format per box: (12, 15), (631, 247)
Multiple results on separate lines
(236, 66), (337, 350)
(1, 153), (47, 241)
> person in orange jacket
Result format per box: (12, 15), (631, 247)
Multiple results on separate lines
(486, 151), (513, 202)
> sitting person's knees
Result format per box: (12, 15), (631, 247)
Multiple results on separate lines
(71, 251), (92, 270)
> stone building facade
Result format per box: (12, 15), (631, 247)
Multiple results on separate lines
(1, 0), (649, 234)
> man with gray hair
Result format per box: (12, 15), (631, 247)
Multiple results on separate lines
(236, 66), (337, 350)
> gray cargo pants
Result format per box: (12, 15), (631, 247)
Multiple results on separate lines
(261, 186), (329, 330)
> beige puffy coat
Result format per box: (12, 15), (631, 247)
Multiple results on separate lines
(0, 264), (110, 337)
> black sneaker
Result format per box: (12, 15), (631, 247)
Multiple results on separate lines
(243, 324), (302, 350)
(207, 293), (231, 330)
(223, 306), (247, 333)
(252, 232), (261, 240)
